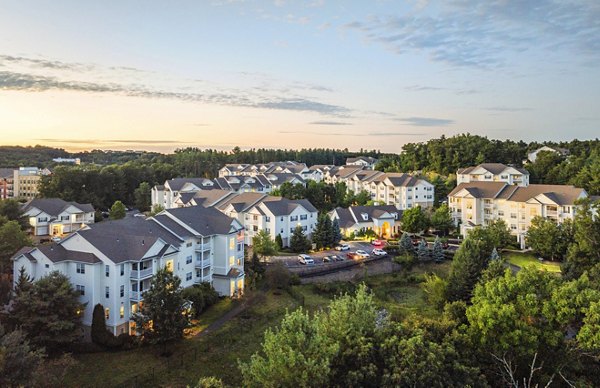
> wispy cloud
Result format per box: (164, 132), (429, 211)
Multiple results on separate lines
(279, 130), (423, 137)
(484, 106), (533, 112)
(0, 55), (349, 116)
(342, 1), (600, 68)
(394, 116), (454, 127)
(309, 120), (352, 125)
(36, 138), (189, 145)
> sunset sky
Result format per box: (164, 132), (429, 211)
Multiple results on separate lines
(1, 1), (599, 153)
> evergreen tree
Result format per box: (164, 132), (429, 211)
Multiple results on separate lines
(109, 200), (127, 220)
(0, 326), (46, 387)
(91, 303), (114, 346)
(275, 234), (283, 250)
(290, 225), (311, 253)
(0, 199), (29, 230)
(133, 182), (152, 212)
(312, 214), (328, 249)
(14, 266), (33, 294)
(562, 199), (600, 279)
(0, 220), (31, 272)
(331, 218), (342, 245)
(398, 232), (414, 256)
(417, 239), (429, 261)
(432, 236), (445, 263)
(490, 247), (500, 261)
(132, 268), (190, 353)
(445, 238), (490, 302)
(11, 271), (84, 352)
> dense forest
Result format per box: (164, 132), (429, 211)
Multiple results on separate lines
(2, 134), (599, 209)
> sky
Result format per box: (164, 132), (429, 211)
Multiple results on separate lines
(0, 0), (599, 153)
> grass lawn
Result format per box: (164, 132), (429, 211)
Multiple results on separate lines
(506, 252), (562, 273)
(66, 262), (450, 387)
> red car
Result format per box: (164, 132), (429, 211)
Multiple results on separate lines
(371, 239), (384, 246)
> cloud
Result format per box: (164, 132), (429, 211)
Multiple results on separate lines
(394, 116), (454, 126)
(309, 120), (352, 125)
(342, 1), (600, 68)
(279, 130), (423, 137)
(0, 70), (349, 116)
(484, 106), (533, 112)
(36, 138), (190, 145)
(404, 85), (446, 92)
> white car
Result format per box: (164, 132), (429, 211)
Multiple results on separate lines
(335, 244), (350, 251)
(51, 236), (62, 243)
(372, 248), (387, 256)
(298, 254), (314, 265)
(355, 250), (369, 258)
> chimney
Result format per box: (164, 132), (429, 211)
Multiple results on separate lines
(142, 239), (145, 245)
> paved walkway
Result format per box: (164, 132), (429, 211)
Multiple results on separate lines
(195, 294), (258, 338)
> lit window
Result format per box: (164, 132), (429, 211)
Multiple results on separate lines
(105, 308), (110, 320)
(120, 303), (124, 319)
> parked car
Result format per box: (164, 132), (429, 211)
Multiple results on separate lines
(372, 248), (387, 256)
(51, 236), (62, 243)
(371, 239), (384, 246)
(323, 255), (333, 262)
(347, 252), (359, 260)
(332, 255), (344, 261)
(355, 250), (370, 258)
(298, 254), (314, 265)
(335, 243), (350, 251)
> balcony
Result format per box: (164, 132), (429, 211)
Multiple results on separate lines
(195, 258), (211, 268)
(195, 243), (211, 252)
(130, 291), (143, 301)
(546, 210), (558, 218)
(130, 267), (153, 279)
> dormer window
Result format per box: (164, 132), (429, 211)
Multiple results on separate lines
(361, 213), (368, 221)
(391, 212), (398, 219)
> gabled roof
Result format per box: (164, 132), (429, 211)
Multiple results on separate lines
(216, 192), (267, 212)
(162, 206), (241, 236)
(384, 173), (419, 187)
(165, 177), (215, 192)
(346, 156), (378, 164)
(13, 244), (102, 264)
(77, 217), (180, 263)
(260, 197), (318, 216)
(331, 205), (401, 228)
(23, 198), (94, 216)
(449, 182), (586, 205)
(457, 163), (529, 175)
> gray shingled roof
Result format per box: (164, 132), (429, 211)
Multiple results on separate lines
(449, 182), (585, 205)
(24, 198), (94, 216)
(38, 244), (102, 264)
(163, 206), (240, 236)
(332, 205), (400, 228)
(260, 197), (317, 216)
(457, 163), (529, 175)
(166, 178), (216, 191)
(77, 217), (181, 263)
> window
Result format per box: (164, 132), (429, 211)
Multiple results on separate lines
(280, 217), (283, 221)
(230, 238), (235, 250)
(186, 242), (192, 247)
(498, 211), (505, 216)
(266, 216), (271, 222)
(38, 217), (48, 222)
(105, 286), (110, 298)
(120, 264), (124, 276)
(105, 265), (110, 277)
(253, 215), (258, 221)
(186, 255), (193, 264)
(120, 303), (124, 319)
(290, 228), (294, 233)
(120, 285), (124, 297)
(76, 285), (85, 295)
(45, 263), (50, 268)
(186, 272), (192, 281)
(196, 270), (201, 278)
(61, 215), (69, 221)
(76, 263), (85, 274)
(302, 225), (307, 231)
(105, 308), (110, 320)
(300, 214), (307, 220)
(237, 243), (243, 252)
(510, 213), (517, 219)
(511, 224), (517, 230)
(291, 216), (298, 221)
(253, 225), (258, 231)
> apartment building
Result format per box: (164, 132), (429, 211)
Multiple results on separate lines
(456, 163), (529, 187)
(0, 168), (14, 199)
(173, 190), (318, 246)
(329, 205), (402, 239)
(13, 206), (245, 336)
(23, 198), (95, 236)
(526, 146), (569, 163)
(12, 167), (52, 200)
(346, 156), (379, 170)
(324, 166), (434, 210)
(448, 181), (587, 248)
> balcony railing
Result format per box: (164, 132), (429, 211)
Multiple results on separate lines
(195, 258), (211, 268)
(130, 267), (153, 279)
(195, 243), (211, 252)
(130, 291), (143, 301)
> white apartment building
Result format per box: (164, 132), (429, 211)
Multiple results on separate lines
(456, 163), (530, 187)
(13, 207), (245, 336)
(448, 181), (587, 248)
(346, 156), (379, 170)
(173, 191), (318, 247)
(325, 166), (435, 210)
(329, 205), (402, 239)
(526, 146), (569, 163)
(23, 198), (95, 236)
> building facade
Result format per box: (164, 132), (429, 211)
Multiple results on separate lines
(13, 207), (245, 336)
(23, 198), (95, 236)
(448, 182), (587, 248)
(456, 163), (530, 187)
(329, 205), (402, 239)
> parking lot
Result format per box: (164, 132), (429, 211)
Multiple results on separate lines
(268, 241), (385, 269)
